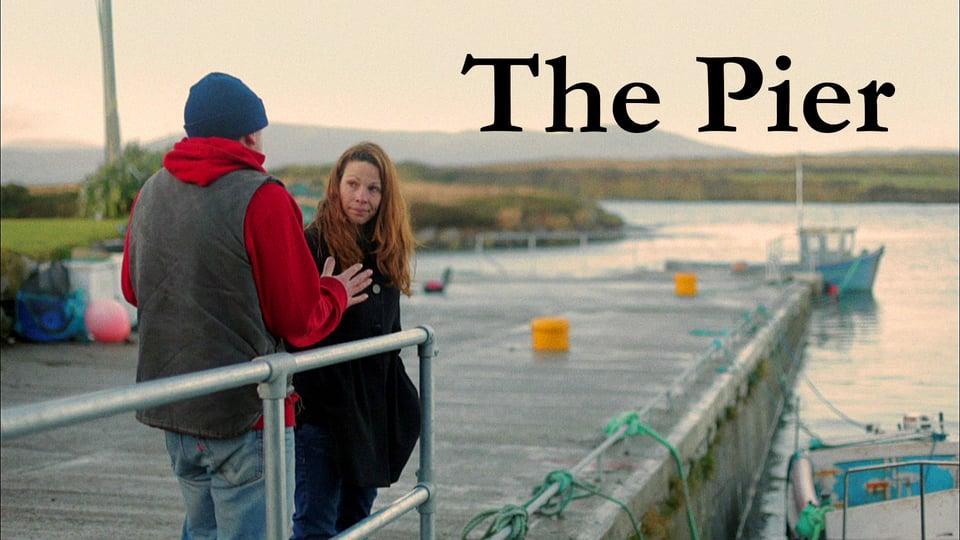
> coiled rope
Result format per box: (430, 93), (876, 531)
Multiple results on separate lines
(461, 504), (529, 540)
(460, 468), (643, 539)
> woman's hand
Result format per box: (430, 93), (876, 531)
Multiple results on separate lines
(322, 256), (373, 307)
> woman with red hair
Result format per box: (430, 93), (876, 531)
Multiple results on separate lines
(291, 142), (420, 539)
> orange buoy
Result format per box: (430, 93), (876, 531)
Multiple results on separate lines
(674, 273), (697, 297)
(531, 317), (569, 352)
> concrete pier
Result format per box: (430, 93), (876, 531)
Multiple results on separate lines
(1, 270), (813, 539)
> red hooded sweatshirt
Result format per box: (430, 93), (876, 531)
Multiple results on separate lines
(121, 137), (347, 428)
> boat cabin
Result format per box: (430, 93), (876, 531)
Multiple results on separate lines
(798, 226), (859, 270)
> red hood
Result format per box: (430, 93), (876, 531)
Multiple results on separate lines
(163, 137), (267, 186)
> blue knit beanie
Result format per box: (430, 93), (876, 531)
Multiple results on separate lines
(183, 72), (268, 139)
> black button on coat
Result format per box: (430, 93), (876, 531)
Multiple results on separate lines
(292, 226), (421, 487)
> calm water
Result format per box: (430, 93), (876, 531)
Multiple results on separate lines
(414, 201), (959, 538)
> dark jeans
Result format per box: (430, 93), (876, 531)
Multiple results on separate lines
(292, 422), (377, 540)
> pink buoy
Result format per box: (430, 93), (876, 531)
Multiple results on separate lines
(85, 298), (131, 343)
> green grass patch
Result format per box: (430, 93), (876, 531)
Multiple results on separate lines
(0, 218), (126, 260)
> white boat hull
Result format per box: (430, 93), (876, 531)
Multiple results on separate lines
(787, 437), (959, 540)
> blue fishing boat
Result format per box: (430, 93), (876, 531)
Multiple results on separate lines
(790, 157), (885, 294)
(786, 413), (959, 540)
(798, 227), (884, 293)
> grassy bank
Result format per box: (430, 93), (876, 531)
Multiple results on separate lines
(274, 165), (624, 242)
(274, 153), (957, 246)
(0, 218), (126, 260)
(404, 152), (960, 203)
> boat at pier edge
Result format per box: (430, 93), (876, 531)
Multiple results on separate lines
(780, 156), (885, 294)
(798, 226), (884, 293)
(786, 413), (959, 540)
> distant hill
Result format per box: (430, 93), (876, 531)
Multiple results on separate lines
(253, 124), (745, 169)
(2, 124), (743, 185)
(0, 144), (104, 186)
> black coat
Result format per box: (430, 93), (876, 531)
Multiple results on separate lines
(291, 226), (421, 487)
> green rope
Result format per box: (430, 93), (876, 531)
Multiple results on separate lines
(608, 412), (701, 540)
(529, 469), (644, 537)
(529, 470), (587, 516)
(461, 504), (528, 539)
(461, 468), (645, 540)
(795, 502), (832, 539)
(689, 328), (728, 337)
(604, 411), (644, 437)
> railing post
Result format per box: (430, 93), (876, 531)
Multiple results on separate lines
(417, 325), (437, 540)
(842, 471), (850, 540)
(919, 463), (926, 540)
(258, 352), (294, 540)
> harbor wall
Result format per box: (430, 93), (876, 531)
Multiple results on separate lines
(595, 282), (815, 540)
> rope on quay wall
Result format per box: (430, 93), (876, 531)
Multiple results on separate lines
(604, 412), (700, 540)
(461, 504), (529, 540)
(460, 468), (644, 540)
(461, 411), (707, 540)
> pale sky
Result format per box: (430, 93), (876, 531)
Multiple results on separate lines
(2, 1), (958, 155)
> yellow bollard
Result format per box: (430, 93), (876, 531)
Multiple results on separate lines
(674, 272), (698, 297)
(531, 317), (569, 352)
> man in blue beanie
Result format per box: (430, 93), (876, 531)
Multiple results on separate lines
(122, 72), (373, 539)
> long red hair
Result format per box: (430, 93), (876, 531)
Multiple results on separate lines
(308, 142), (414, 295)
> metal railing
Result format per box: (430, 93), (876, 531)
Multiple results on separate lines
(841, 459), (960, 540)
(1, 326), (437, 540)
(473, 230), (630, 252)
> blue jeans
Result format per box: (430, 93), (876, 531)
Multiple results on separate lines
(164, 427), (295, 540)
(292, 423), (377, 539)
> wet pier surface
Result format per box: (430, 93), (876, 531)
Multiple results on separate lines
(1, 270), (801, 539)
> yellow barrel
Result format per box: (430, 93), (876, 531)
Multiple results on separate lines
(674, 272), (697, 297)
(531, 317), (569, 352)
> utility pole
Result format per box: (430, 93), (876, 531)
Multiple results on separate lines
(97, 0), (121, 163)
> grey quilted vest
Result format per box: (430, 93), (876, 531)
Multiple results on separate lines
(128, 168), (279, 438)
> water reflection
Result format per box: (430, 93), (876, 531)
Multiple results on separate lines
(808, 292), (879, 351)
